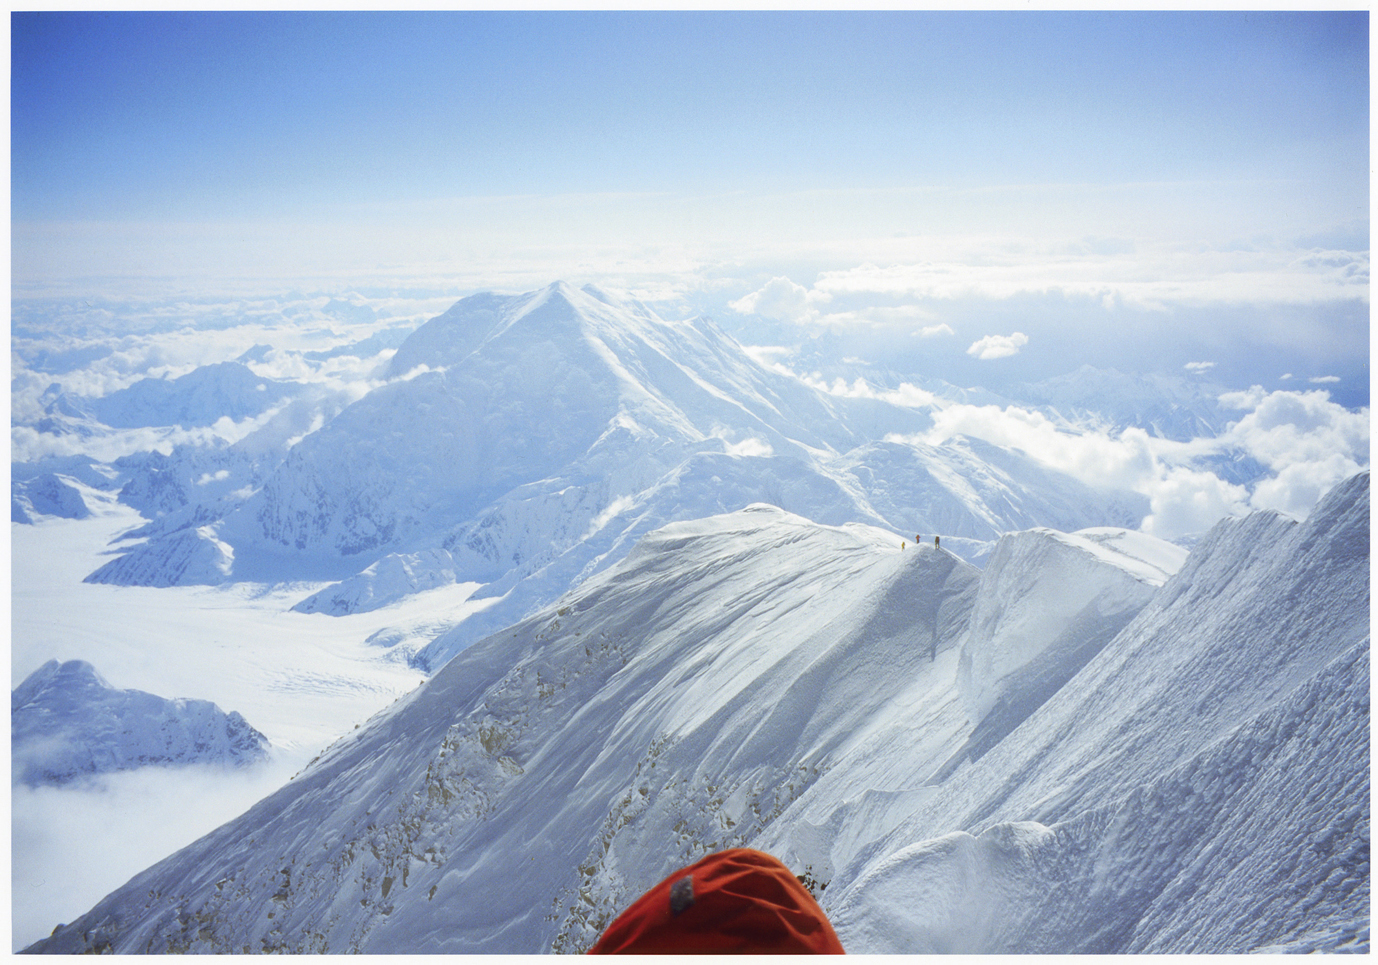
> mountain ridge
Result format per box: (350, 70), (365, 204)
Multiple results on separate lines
(26, 473), (1365, 953)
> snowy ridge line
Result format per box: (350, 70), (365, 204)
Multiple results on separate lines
(23, 473), (1369, 954)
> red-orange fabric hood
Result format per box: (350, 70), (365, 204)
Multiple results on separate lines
(588, 848), (845, 954)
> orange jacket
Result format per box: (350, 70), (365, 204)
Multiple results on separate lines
(588, 848), (845, 954)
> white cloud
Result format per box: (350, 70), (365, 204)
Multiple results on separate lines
(808, 244), (1370, 309)
(966, 332), (1029, 360)
(1248, 454), (1365, 519)
(729, 277), (828, 324)
(803, 375), (938, 408)
(1309, 375), (1341, 384)
(1214, 387), (1370, 517)
(890, 385), (1367, 539)
(919, 323), (955, 338)
(1280, 373), (1294, 381)
(12, 759), (300, 950)
(1184, 361), (1216, 374)
(1139, 466), (1252, 538)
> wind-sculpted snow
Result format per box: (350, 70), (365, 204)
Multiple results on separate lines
(11, 660), (270, 787)
(26, 475), (1369, 954)
(805, 471), (1370, 953)
(954, 526), (1182, 737)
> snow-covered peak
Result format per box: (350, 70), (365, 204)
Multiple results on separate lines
(12, 659), (270, 787)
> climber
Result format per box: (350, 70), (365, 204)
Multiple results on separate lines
(934, 535), (939, 549)
(587, 848), (845, 954)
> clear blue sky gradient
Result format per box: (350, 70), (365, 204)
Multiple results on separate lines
(12, 11), (1369, 222)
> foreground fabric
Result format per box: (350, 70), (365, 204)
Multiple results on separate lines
(589, 849), (845, 954)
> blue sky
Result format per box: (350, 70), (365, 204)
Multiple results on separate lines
(13, 11), (1367, 217)
(10, 10), (1370, 403)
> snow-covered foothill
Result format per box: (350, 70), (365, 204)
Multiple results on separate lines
(26, 472), (1368, 954)
(292, 548), (462, 615)
(89, 361), (299, 429)
(12, 659), (271, 787)
(11, 472), (93, 523)
(85, 525), (235, 588)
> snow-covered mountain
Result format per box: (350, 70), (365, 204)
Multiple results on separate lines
(27, 471), (1367, 954)
(11, 660), (271, 787)
(11, 472), (94, 523)
(80, 282), (1145, 667)
(1008, 364), (1233, 442)
(89, 361), (300, 429)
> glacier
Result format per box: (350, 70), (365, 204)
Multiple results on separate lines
(25, 471), (1368, 954)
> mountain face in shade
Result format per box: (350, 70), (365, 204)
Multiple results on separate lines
(12, 660), (270, 787)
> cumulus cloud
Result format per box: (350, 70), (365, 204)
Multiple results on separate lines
(1215, 387), (1370, 516)
(1309, 375), (1341, 384)
(907, 401), (1252, 539)
(966, 332), (1029, 360)
(881, 383), (1367, 540)
(728, 277), (829, 324)
(919, 323), (955, 338)
(1184, 361), (1216, 374)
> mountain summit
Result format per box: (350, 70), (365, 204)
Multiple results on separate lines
(85, 282), (1146, 665)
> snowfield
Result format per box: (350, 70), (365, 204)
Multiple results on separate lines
(25, 472), (1369, 954)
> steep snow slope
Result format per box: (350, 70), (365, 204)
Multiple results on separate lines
(27, 507), (980, 952)
(792, 471), (1369, 953)
(12, 660), (270, 787)
(33, 474), (1365, 954)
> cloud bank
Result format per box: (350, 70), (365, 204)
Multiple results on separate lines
(967, 332), (1029, 360)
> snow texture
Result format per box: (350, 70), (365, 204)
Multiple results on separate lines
(12, 660), (270, 787)
(26, 471), (1368, 955)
